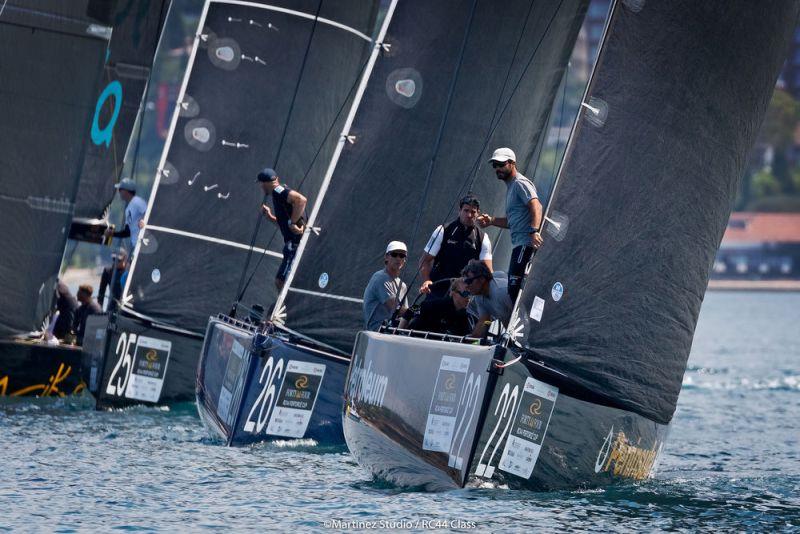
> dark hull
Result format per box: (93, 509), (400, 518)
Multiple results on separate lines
(196, 317), (349, 446)
(343, 332), (668, 491)
(81, 313), (202, 409)
(0, 339), (84, 397)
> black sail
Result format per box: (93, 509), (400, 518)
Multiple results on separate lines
(0, 2), (109, 336)
(515, 0), (799, 424)
(276, 0), (589, 353)
(74, 0), (171, 219)
(123, 0), (379, 333)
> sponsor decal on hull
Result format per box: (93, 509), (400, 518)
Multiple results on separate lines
(348, 360), (388, 408)
(594, 426), (662, 480)
(0, 363), (84, 397)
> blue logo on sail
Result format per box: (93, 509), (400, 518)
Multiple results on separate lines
(91, 81), (123, 147)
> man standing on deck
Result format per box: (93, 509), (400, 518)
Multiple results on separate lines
(363, 241), (409, 331)
(257, 167), (307, 289)
(98, 248), (127, 312)
(477, 147), (543, 301)
(418, 194), (493, 299)
(104, 178), (147, 253)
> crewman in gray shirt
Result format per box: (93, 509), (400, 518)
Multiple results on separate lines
(477, 147), (543, 301)
(461, 260), (513, 338)
(363, 241), (409, 331)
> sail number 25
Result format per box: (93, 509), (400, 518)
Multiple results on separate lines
(106, 332), (136, 397)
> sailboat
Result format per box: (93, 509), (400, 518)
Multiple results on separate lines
(84, 0), (381, 410)
(341, 0), (799, 490)
(0, 1), (111, 397)
(195, 0), (589, 446)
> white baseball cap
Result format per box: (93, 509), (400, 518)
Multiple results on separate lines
(385, 241), (407, 254)
(488, 147), (516, 163)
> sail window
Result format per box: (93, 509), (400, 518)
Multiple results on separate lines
(184, 119), (216, 152)
(208, 38), (242, 70)
(385, 68), (423, 108)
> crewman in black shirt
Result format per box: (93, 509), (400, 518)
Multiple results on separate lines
(418, 194), (493, 299)
(257, 167), (308, 289)
(401, 279), (472, 336)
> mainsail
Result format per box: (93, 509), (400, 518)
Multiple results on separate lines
(275, 0), (589, 354)
(0, 1), (109, 336)
(74, 0), (171, 219)
(122, 0), (380, 333)
(515, 0), (799, 424)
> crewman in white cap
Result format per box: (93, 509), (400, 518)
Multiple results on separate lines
(104, 178), (147, 252)
(477, 147), (543, 301)
(363, 240), (409, 331)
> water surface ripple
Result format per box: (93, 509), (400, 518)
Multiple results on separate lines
(1, 292), (798, 531)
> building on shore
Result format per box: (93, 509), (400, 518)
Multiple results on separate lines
(712, 213), (800, 286)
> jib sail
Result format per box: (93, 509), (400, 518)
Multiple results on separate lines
(514, 0), (799, 424)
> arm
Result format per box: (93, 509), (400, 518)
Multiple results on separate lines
(97, 270), (108, 305)
(105, 224), (130, 239)
(418, 252), (435, 294)
(288, 190), (307, 225)
(261, 204), (278, 224)
(479, 233), (493, 272)
(470, 314), (492, 337)
(528, 198), (544, 248)
(477, 214), (508, 229)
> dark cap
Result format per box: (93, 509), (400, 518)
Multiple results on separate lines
(256, 168), (278, 182)
(115, 178), (136, 193)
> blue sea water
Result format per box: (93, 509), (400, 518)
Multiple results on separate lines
(1, 291), (798, 531)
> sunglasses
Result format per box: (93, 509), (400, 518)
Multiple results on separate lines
(389, 252), (407, 259)
(491, 160), (509, 169)
(455, 289), (471, 298)
(462, 275), (484, 285)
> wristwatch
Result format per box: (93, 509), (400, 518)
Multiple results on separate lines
(529, 226), (540, 233)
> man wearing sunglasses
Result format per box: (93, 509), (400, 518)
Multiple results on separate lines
(461, 260), (513, 338)
(418, 194), (493, 299)
(477, 147), (543, 301)
(363, 241), (409, 331)
(400, 278), (472, 336)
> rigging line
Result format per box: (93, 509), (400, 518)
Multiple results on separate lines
(0, 0), (8, 18)
(509, 0), (616, 332)
(272, 0), (324, 171)
(128, 0), (175, 189)
(406, 0), (480, 269)
(463, 0), (568, 195)
(122, 0), (213, 303)
(395, 0), (541, 308)
(238, 40), (382, 294)
(270, 0), (400, 320)
(232, 0), (324, 312)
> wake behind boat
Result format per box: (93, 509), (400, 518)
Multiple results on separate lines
(342, 0), (799, 490)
